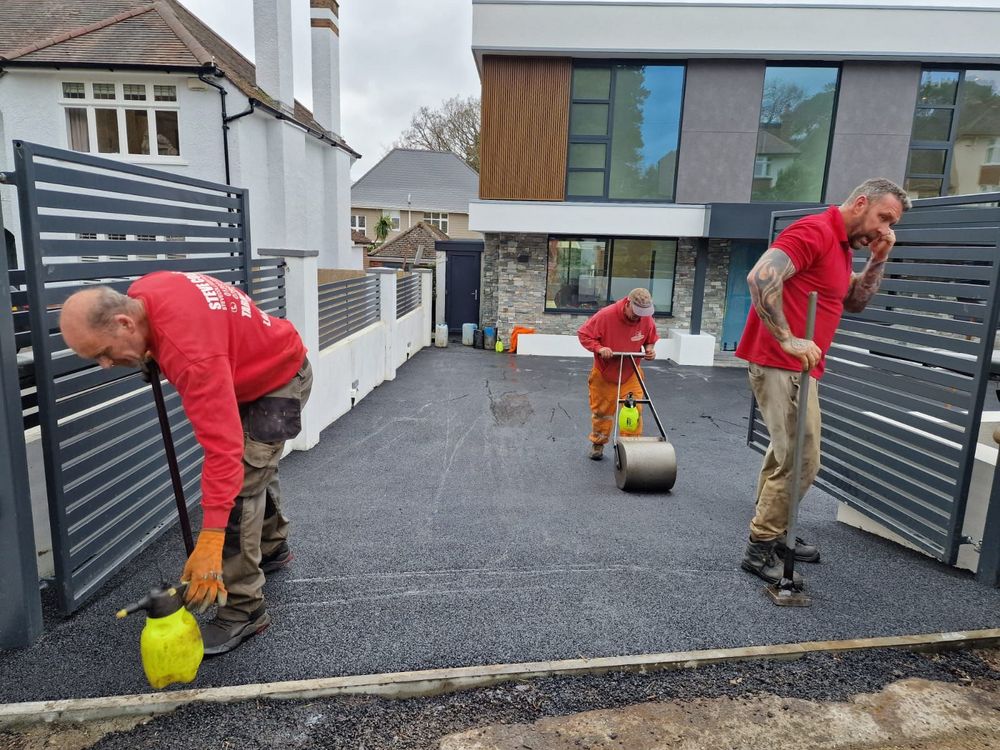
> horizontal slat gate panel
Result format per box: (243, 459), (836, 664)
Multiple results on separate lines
(12, 141), (252, 613)
(41, 239), (241, 257)
(32, 163), (241, 209)
(35, 190), (243, 225)
(318, 276), (380, 349)
(396, 274), (420, 319)
(750, 196), (1000, 567)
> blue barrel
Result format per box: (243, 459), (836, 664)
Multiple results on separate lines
(462, 323), (477, 346)
(483, 326), (496, 350)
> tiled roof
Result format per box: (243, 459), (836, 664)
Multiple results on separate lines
(352, 149), (479, 214)
(0, 0), (358, 154)
(368, 221), (449, 262)
(351, 229), (370, 245)
(756, 130), (799, 155)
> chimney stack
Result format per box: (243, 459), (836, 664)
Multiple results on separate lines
(309, 0), (341, 133)
(252, 0), (295, 111)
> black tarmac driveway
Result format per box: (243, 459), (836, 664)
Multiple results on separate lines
(2, 345), (998, 702)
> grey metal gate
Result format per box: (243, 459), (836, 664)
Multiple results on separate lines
(9, 140), (269, 613)
(0, 180), (43, 647)
(748, 192), (1000, 572)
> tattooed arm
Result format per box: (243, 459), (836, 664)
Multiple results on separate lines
(747, 248), (822, 371)
(844, 229), (895, 313)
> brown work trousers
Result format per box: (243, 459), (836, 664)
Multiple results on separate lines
(588, 366), (644, 445)
(220, 358), (313, 620)
(748, 362), (821, 542)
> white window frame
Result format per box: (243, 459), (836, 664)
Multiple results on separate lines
(351, 214), (367, 232)
(382, 210), (400, 231)
(986, 138), (1000, 165)
(425, 212), (449, 234)
(753, 155), (772, 178)
(60, 79), (185, 164)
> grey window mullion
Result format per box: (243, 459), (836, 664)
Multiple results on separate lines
(941, 71), (968, 196)
(603, 66), (617, 200)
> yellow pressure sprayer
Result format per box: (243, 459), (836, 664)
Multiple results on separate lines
(618, 392), (640, 433)
(117, 583), (203, 689)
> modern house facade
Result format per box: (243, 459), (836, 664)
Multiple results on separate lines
(351, 148), (481, 243)
(0, 0), (360, 270)
(469, 0), (1000, 357)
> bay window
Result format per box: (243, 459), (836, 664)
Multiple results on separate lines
(62, 81), (181, 158)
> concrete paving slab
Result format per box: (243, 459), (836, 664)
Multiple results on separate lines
(1, 345), (998, 702)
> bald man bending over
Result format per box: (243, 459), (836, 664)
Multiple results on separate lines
(60, 271), (311, 656)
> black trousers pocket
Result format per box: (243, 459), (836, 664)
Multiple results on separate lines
(245, 397), (302, 443)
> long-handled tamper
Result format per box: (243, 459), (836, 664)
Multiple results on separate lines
(767, 291), (817, 607)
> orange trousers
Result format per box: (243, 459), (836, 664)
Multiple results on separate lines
(588, 366), (644, 445)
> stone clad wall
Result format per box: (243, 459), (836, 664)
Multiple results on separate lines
(482, 232), (732, 348)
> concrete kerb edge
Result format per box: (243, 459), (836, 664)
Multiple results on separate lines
(2, 628), (998, 727)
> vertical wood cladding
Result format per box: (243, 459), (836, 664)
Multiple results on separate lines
(480, 56), (571, 201)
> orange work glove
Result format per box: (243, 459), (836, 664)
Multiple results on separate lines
(181, 528), (228, 613)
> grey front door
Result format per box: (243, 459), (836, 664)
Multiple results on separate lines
(443, 242), (483, 333)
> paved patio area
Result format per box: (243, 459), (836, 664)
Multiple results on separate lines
(2, 345), (998, 702)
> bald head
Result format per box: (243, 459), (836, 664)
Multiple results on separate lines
(60, 286), (149, 368)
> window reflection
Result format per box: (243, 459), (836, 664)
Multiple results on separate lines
(567, 64), (684, 201)
(751, 66), (839, 202)
(545, 237), (676, 313)
(906, 69), (1000, 198)
(953, 71), (1000, 195)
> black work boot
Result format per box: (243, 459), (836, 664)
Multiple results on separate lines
(201, 605), (271, 657)
(775, 534), (821, 563)
(261, 542), (294, 574)
(741, 538), (803, 588)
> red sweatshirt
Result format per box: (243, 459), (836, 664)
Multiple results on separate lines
(577, 298), (660, 382)
(129, 271), (306, 529)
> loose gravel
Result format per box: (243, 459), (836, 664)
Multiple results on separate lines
(3, 647), (995, 750)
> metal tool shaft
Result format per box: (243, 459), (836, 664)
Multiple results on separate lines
(782, 292), (818, 585)
(148, 360), (194, 556)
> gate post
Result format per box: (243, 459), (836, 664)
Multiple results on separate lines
(0, 176), (43, 647)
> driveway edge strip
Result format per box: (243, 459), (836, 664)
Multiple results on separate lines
(3, 627), (998, 725)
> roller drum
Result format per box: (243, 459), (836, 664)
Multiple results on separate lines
(613, 437), (677, 492)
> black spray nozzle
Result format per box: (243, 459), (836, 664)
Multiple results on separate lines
(116, 583), (185, 620)
(623, 392), (637, 409)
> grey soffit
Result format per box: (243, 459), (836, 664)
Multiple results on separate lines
(351, 149), (480, 214)
(707, 202), (822, 239)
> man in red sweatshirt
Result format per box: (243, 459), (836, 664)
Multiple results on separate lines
(59, 271), (311, 656)
(577, 288), (659, 460)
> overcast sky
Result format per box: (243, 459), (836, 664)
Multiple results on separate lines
(181, 0), (480, 180)
(181, 0), (1000, 180)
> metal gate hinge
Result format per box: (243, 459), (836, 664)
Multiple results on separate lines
(0, 171), (16, 186)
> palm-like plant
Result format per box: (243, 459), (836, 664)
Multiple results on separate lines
(374, 215), (393, 245)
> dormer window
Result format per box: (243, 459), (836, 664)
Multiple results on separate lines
(61, 81), (181, 159)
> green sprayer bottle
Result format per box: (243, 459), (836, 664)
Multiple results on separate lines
(117, 584), (204, 690)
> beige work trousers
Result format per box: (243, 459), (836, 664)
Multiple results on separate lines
(220, 358), (313, 620)
(748, 362), (821, 542)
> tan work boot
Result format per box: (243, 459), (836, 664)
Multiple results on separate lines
(588, 443), (604, 461)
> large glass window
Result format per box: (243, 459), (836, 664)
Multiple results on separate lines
(751, 66), (839, 202)
(545, 237), (676, 314)
(905, 69), (1000, 198)
(566, 64), (684, 202)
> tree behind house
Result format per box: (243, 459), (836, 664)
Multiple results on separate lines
(395, 95), (480, 172)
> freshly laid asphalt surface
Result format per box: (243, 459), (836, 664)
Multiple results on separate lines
(2, 344), (999, 703)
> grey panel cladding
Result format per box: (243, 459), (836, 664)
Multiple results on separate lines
(675, 60), (765, 204)
(825, 62), (921, 202)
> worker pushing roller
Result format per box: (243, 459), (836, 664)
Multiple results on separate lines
(577, 288), (677, 491)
